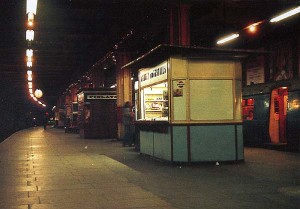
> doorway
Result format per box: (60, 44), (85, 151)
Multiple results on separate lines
(269, 87), (288, 144)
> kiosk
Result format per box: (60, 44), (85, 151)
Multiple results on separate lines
(77, 88), (117, 138)
(123, 45), (265, 163)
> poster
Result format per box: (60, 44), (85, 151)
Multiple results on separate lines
(270, 40), (293, 81)
(246, 56), (265, 85)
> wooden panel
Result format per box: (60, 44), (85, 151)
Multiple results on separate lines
(188, 61), (235, 78)
(170, 57), (187, 78)
(190, 79), (233, 120)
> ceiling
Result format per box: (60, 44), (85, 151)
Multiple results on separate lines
(1, 0), (300, 110)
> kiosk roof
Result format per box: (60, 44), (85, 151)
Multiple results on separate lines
(122, 44), (269, 70)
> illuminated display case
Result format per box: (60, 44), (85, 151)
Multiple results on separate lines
(136, 62), (169, 122)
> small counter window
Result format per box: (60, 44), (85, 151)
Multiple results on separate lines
(140, 82), (168, 121)
(137, 62), (168, 121)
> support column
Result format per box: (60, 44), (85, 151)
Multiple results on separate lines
(169, 3), (190, 46)
(116, 52), (132, 139)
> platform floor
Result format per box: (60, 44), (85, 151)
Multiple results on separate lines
(0, 127), (299, 209)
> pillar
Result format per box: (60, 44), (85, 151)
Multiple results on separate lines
(116, 52), (132, 139)
(169, 3), (190, 46)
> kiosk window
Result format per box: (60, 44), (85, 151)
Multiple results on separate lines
(140, 82), (168, 121)
(242, 98), (254, 120)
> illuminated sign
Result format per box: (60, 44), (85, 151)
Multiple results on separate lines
(87, 95), (117, 100)
(139, 62), (167, 87)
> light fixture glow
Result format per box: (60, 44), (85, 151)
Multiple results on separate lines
(33, 97), (38, 101)
(292, 100), (299, 108)
(270, 6), (300, 22)
(28, 74), (32, 81)
(28, 12), (34, 26)
(27, 70), (32, 75)
(217, 33), (239, 45)
(26, 0), (38, 15)
(34, 89), (43, 98)
(30, 93), (34, 97)
(29, 89), (33, 93)
(27, 61), (32, 67)
(248, 25), (256, 33)
(26, 30), (34, 41)
(26, 49), (33, 57)
(28, 20), (33, 27)
(27, 56), (32, 62)
(28, 82), (33, 88)
(245, 22), (262, 34)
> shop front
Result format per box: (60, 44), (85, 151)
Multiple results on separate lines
(124, 45), (263, 163)
(77, 88), (117, 139)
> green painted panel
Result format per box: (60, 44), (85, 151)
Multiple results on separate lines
(173, 126), (188, 162)
(140, 131), (154, 156)
(153, 130), (171, 161)
(190, 125), (236, 161)
(237, 125), (244, 160)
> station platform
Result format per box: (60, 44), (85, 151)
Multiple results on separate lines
(0, 127), (299, 209)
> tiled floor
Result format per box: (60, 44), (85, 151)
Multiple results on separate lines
(0, 127), (299, 209)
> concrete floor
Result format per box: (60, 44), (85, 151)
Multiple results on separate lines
(0, 127), (299, 209)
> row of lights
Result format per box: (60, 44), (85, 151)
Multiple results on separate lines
(216, 5), (300, 45)
(25, 0), (46, 107)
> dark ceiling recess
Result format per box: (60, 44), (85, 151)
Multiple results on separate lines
(1, 0), (300, 108)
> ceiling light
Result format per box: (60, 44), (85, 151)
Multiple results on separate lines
(270, 6), (300, 22)
(217, 33), (239, 45)
(26, 0), (37, 15)
(26, 49), (33, 57)
(26, 30), (34, 41)
(27, 61), (32, 67)
(28, 74), (32, 81)
(245, 21), (263, 34)
(28, 13), (34, 24)
(249, 25), (256, 32)
(27, 70), (32, 75)
(34, 89), (43, 98)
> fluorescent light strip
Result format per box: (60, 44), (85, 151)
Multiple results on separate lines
(26, 0), (38, 15)
(270, 6), (300, 22)
(26, 30), (34, 41)
(26, 49), (33, 57)
(217, 33), (239, 45)
(27, 61), (33, 67)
